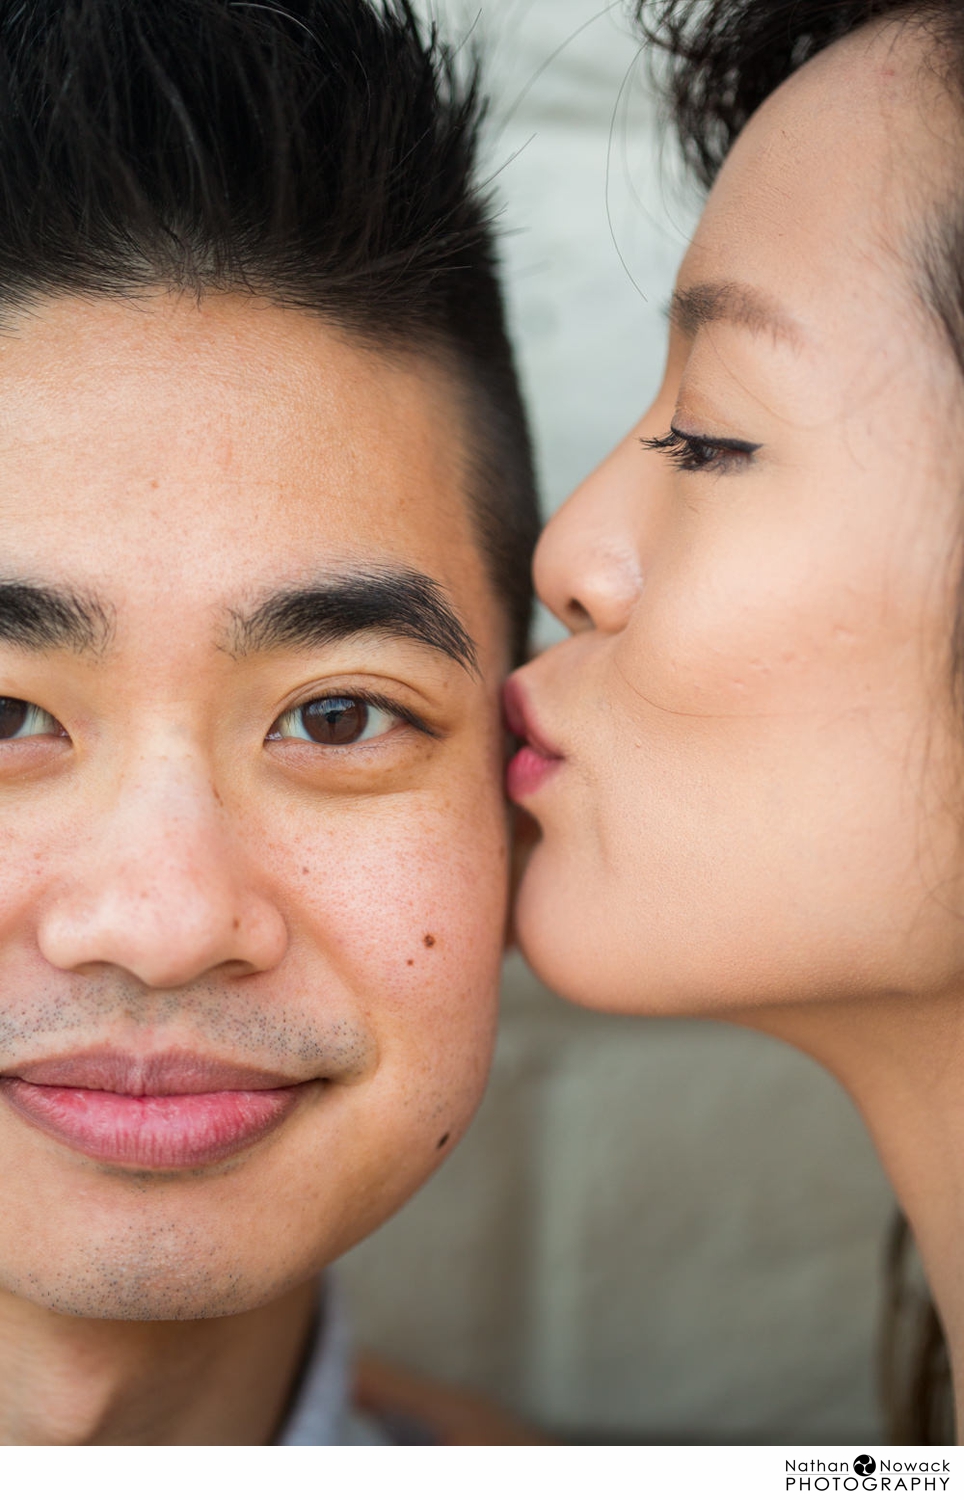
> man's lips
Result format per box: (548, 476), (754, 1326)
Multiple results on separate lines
(0, 1050), (314, 1170)
(13, 1049), (302, 1094)
(503, 677), (563, 802)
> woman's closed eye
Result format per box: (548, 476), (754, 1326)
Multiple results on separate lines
(642, 425), (760, 474)
(267, 694), (426, 748)
(0, 698), (66, 740)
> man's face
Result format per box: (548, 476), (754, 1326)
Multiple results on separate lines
(0, 293), (509, 1319)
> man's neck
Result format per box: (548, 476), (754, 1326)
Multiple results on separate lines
(0, 1276), (317, 1444)
(745, 989), (964, 1441)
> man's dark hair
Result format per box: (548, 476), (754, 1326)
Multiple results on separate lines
(636, 0), (964, 1448)
(0, 0), (537, 659)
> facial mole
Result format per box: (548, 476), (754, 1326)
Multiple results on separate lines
(302, 867), (309, 876)
(436, 1133), (450, 1150)
(406, 959), (414, 967)
(423, 934), (436, 949)
(232, 918), (240, 931)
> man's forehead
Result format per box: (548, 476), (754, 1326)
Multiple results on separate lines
(0, 296), (470, 493)
(0, 294), (505, 670)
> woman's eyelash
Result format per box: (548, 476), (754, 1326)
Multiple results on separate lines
(641, 426), (760, 473)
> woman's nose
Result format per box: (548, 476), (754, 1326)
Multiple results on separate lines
(533, 443), (643, 636)
(37, 758), (288, 988)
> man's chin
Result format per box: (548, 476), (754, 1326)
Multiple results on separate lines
(0, 1153), (428, 1322)
(0, 1235), (311, 1321)
(0, 1171), (339, 1321)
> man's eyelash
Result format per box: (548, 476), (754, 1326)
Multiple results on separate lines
(641, 426), (761, 474)
(291, 690), (436, 739)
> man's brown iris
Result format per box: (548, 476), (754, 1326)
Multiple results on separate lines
(0, 698), (29, 738)
(300, 697), (369, 745)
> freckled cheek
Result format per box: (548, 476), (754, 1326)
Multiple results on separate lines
(0, 816), (63, 943)
(291, 797), (509, 1038)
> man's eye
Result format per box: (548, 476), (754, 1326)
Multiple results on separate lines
(0, 697), (64, 740)
(267, 696), (401, 747)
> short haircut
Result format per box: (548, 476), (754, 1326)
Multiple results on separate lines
(0, 0), (538, 660)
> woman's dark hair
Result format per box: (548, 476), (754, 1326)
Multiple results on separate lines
(0, 0), (537, 658)
(635, 0), (964, 1443)
(637, 1), (956, 183)
(880, 1213), (954, 1443)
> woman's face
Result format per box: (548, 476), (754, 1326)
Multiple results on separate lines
(509, 20), (964, 1014)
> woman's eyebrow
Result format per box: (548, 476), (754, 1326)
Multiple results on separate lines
(669, 280), (805, 350)
(228, 566), (480, 676)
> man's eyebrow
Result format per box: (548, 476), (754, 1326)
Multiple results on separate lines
(668, 281), (804, 350)
(229, 567), (480, 675)
(0, 579), (113, 654)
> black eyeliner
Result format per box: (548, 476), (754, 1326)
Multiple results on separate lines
(671, 423), (760, 454)
(642, 426), (761, 455)
(641, 425), (762, 474)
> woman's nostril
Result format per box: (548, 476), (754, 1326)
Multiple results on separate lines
(567, 599), (592, 631)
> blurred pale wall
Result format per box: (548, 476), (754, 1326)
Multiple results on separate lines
(339, 0), (897, 1442)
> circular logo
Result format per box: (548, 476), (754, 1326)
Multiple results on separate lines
(854, 1456), (877, 1477)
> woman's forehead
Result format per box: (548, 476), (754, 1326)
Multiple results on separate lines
(684, 17), (960, 336)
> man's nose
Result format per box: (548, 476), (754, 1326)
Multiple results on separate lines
(37, 757), (288, 988)
(534, 440), (644, 636)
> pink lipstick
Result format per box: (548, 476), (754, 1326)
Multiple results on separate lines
(503, 678), (562, 802)
(0, 1051), (309, 1169)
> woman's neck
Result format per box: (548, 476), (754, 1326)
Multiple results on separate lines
(0, 1275), (317, 1445)
(746, 990), (964, 1439)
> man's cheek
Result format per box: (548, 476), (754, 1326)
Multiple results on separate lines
(0, 834), (61, 972)
(282, 802), (506, 1223)
(291, 801), (508, 1022)
(0, 819), (61, 931)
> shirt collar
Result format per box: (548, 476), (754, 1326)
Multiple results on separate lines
(276, 1274), (352, 1446)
